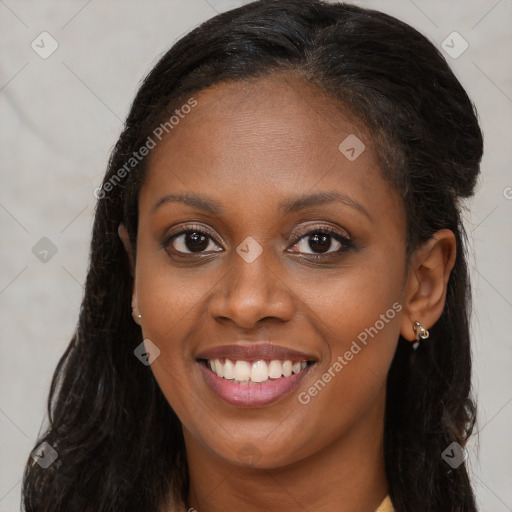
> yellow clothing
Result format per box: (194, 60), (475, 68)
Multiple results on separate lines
(375, 495), (394, 512)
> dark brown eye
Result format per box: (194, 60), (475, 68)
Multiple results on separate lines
(184, 232), (208, 252)
(166, 229), (222, 255)
(307, 233), (333, 254)
(289, 229), (351, 256)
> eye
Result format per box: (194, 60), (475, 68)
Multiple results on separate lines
(163, 224), (352, 258)
(288, 227), (353, 257)
(163, 226), (223, 255)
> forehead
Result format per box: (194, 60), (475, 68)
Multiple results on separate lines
(140, 73), (403, 231)
(164, 74), (370, 163)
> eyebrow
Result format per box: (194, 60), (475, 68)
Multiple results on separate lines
(152, 191), (370, 219)
(152, 193), (222, 215)
(280, 191), (370, 219)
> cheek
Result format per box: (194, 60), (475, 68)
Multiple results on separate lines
(135, 264), (206, 428)
(292, 251), (404, 438)
(318, 263), (403, 358)
(132, 243), (226, 421)
(135, 247), (222, 347)
(296, 240), (404, 352)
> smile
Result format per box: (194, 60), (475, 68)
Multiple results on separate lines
(197, 359), (315, 407)
(205, 358), (309, 383)
(196, 343), (317, 407)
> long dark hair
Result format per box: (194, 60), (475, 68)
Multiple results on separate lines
(22, 1), (482, 511)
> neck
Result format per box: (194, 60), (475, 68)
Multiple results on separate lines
(183, 389), (388, 512)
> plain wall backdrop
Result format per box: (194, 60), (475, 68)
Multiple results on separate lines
(1, 0), (511, 510)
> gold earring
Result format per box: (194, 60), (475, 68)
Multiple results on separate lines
(412, 321), (429, 350)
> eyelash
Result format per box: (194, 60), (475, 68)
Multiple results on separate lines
(288, 225), (353, 258)
(162, 223), (353, 260)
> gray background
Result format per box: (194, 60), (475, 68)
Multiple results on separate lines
(1, 0), (511, 510)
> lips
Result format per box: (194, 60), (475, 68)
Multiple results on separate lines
(196, 343), (317, 407)
(197, 343), (316, 363)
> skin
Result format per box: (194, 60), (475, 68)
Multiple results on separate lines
(119, 73), (456, 512)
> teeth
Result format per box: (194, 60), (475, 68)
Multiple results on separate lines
(214, 359), (224, 378)
(250, 360), (269, 383)
(268, 360), (282, 379)
(233, 360), (251, 381)
(223, 359), (235, 380)
(207, 358), (309, 383)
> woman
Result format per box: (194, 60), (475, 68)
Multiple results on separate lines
(22, 1), (482, 511)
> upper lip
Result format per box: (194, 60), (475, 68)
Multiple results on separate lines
(196, 343), (317, 362)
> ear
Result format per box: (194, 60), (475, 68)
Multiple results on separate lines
(400, 229), (456, 343)
(118, 223), (135, 274)
(118, 224), (141, 326)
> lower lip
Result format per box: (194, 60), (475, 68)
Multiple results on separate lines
(198, 362), (313, 407)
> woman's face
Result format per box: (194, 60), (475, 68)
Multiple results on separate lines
(133, 74), (408, 468)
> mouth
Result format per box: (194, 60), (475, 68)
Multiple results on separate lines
(200, 358), (312, 383)
(196, 344), (317, 407)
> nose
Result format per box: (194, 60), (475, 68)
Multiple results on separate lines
(208, 245), (295, 329)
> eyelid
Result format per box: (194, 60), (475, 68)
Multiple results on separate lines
(287, 223), (352, 243)
(162, 223), (224, 250)
(162, 222), (353, 256)
(285, 224), (354, 259)
(167, 223), (221, 241)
